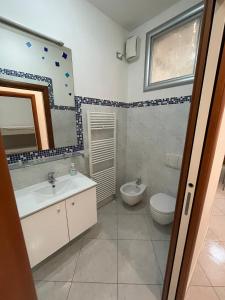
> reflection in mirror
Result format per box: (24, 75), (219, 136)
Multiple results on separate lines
(0, 96), (38, 154)
(0, 86), (54, 154)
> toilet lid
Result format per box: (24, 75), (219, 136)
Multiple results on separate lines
(150, 193), (176, 214)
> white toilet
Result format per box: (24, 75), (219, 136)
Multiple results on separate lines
(149, 193), (176, 225)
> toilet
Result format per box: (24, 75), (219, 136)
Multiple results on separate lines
(149, 193), (176, 225)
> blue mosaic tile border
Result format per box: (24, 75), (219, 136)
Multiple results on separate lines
(2, 67), (191, 165)
(129, 95), (191, 107)
(0, 68), (75, 111)
(74, 95), (191, 149)
(7, 145), (81, 165)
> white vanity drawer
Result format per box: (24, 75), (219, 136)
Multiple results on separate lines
(66, 187), (97, 240)
(21, 201), (69, 268)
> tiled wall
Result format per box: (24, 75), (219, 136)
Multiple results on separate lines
(125, 102), (191, 198)
(9, 94), (191, 196)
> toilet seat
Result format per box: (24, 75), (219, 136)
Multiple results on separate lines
(150, 193), (175, 214)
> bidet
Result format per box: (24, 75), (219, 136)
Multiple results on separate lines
(120, 181), (146, 206)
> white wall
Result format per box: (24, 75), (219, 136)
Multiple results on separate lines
(0, 0), (128, 101)
(127, 0), (201, 101)
(0, 25), (75, 107)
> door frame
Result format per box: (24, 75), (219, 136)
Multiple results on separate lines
(162, 0), (216, 299)
(176, 17), (225, 300)
(0, 79), (55, 148)
(0, 130), (37, 300)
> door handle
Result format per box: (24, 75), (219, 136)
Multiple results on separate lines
(184, 192), (191, 215)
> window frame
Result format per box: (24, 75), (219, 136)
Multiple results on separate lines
(144, 2), (204, 92)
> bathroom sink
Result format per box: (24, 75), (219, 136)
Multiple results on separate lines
(34, 178), (73, 198)
(15, 173), (97, 218)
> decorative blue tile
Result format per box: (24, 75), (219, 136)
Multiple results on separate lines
(0, 67), (191, 166)
(62, 52), (68, 59)
(0, 68), (75, 113)
(55, 61), (60, 67)
(26, 42), (32, 48)
(7, 145), (81, 165)
(44, 47), (48, 52)
(65, 72), (70, 78)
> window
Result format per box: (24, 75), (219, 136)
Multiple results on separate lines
(144, 3), (203, 92)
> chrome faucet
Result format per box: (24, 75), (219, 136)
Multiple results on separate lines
(136, 177), (142, 185)
(47, 172), (56, 187)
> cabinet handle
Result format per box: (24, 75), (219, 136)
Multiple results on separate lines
(72, 202), (75, 206)
(57, 208), (61, 213)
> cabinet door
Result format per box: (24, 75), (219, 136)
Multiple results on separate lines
(21, 201), (69, 268)
(66, 188), (97, 240)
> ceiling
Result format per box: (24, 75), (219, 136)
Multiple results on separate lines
(87, 0), (180, 31)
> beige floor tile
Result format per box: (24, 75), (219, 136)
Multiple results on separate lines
(198, 241), (225, 286)
(205, 228), (220, 242)
(214, 198), (225, 215)
(118, 284), (162, 300)
(185, 286), (219, 300)
(215, 287), (225, 300)
(209, 217), (225, 241)
(211, 205), (224, 216)
(190, 263), (211, 286)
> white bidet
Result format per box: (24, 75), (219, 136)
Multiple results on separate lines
(120, 181), (146, 206)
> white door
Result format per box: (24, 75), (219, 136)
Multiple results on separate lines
(66, 188), (97, 240)
(21, 201), (69, 268)
(167, 2), (225, 298)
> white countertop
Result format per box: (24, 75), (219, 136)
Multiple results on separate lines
(15, 172), (97, 219)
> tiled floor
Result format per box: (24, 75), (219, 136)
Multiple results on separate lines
(33, 197), (171, 300)
(186, 183), (225, 300)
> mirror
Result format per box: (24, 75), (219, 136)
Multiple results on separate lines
(0, 22), (76, 154)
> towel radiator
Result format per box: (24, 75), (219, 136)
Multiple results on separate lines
(87, 112), (116, 204)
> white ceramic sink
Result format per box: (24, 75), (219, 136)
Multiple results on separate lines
(34, 178), (74, 198)
(15, 172), (97, 218)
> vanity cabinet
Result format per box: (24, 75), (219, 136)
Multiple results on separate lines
(21, 201), (69, 268)
(21, 187), (97, 268)
(66, 188), (97, 240)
